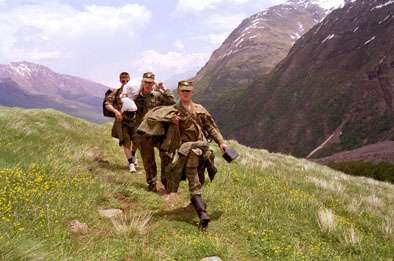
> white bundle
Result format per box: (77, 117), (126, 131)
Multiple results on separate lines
(121, 85), (138, 112)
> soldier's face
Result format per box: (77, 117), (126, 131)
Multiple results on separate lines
(178, 89), (193, 102)
(142, 81), (154, 93)
(120, 75), (130, 84)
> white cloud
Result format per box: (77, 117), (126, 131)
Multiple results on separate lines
(0, 0), (286, 86)
(174, 39), (185, 50)
(0, 2), (151, 85)
(176, 0), (221, 12)
(12, 49), (63, 61)
(190, 13), (245, 47)
(205, 13), (246, 31)
(131, 50), (210, 81)
(196, 33), (230, 45)
(176, 0), (250, 12)
(0, 3), (150, 39)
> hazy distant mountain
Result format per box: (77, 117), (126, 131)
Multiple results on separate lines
(0, 61), (109, 122)
(165, 70), (196, 89)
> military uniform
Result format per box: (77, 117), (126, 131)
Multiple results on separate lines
(174, 102), (224, 197)
(105, 86), (137, 148)
(135, 72), (176, 191)
(173, 80), (225, 228)
(135, 88), (175, 126)
(137, 80), (225, 228)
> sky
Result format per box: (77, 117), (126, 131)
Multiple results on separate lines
(0, 0), (285, 87)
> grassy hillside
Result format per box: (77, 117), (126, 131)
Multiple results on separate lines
(0, 107), (393, 260)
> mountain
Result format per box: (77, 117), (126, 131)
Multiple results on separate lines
(206, 0), (394, 158)
(0, 61), (109, 122)
(1, 107), (393, 259)
(193, 0), (345, 107)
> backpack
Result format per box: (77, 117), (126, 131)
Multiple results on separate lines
(103, 88), (121, 118)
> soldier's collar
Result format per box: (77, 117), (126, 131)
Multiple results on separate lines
(176, 101), (195, 113)
(140, 90), (154, 96)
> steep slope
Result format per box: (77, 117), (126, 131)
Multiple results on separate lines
(1, 107), (393, 259)
(193, 0), (344, 107)
(0, 61), (109, 122)
(317, 141), (394, 164)
(218, 0), (394, 157)
(316, 141), (394, 183)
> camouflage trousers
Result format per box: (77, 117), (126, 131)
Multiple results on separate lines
(111, 117), (136, 148)
(185, 148), (204, 198)
(139, 136), (172, 186)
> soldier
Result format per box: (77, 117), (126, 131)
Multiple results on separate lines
(135, 72), (176, 192)
(136, 80), (228, 228)
(105, 72), (138, 173)
(170, 80), (228, 228)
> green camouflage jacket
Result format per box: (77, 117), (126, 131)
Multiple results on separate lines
(134, 89), (175, 126)
(137, 102), (225, 192)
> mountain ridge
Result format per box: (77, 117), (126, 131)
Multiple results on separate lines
(0, 61), (109, 122)
(197, 0), (394, 158)
(192, 0), (346, 128)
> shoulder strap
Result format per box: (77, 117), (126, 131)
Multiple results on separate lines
(176, 103), (207, 141)
(113, 86), (124, 105)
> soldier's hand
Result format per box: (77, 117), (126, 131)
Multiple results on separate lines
(171, 115), (181, 125)
(219, 143), (228, 153)
(157, 82), (167, 91)
(115, 110), (123, 121)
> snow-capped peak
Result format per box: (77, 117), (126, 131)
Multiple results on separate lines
(288, 0), (346, 10)
(8, 61), (53, 77)
(9, 62), (33, 77)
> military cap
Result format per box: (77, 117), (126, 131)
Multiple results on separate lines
(119, 72), (130, 77)
(178, 80), (193, 91)
(143, 72), (155, 83)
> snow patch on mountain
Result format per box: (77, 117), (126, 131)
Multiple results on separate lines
(379, 15), (392, 24)
(364, 36), (376, 45)
(290, 33), (302, 40)
(10, 63), (33, 77)
(321, 33), (335, 43)
(297, 22), (305, 32)
(371, 0), (394, 10)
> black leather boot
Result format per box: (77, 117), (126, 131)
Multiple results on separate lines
(191, 195), (210, 229)
(148, 182), (157, 192)
(161, 178), (168, 191)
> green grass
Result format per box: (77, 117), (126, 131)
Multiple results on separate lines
(0, 107), (393, 260)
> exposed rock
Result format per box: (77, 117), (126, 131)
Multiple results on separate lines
(200, 257), (223, 261)
(69, 220), (89, 234)
(98, 208), (123, 219)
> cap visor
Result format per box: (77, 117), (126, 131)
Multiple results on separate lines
(178, 86), (193, 91)
(143, 78), (154, 82)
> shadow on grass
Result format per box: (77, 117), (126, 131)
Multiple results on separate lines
(96, 159), (127, 171)
(129, 182), (149, 191)
(154, 205), (223, 226)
